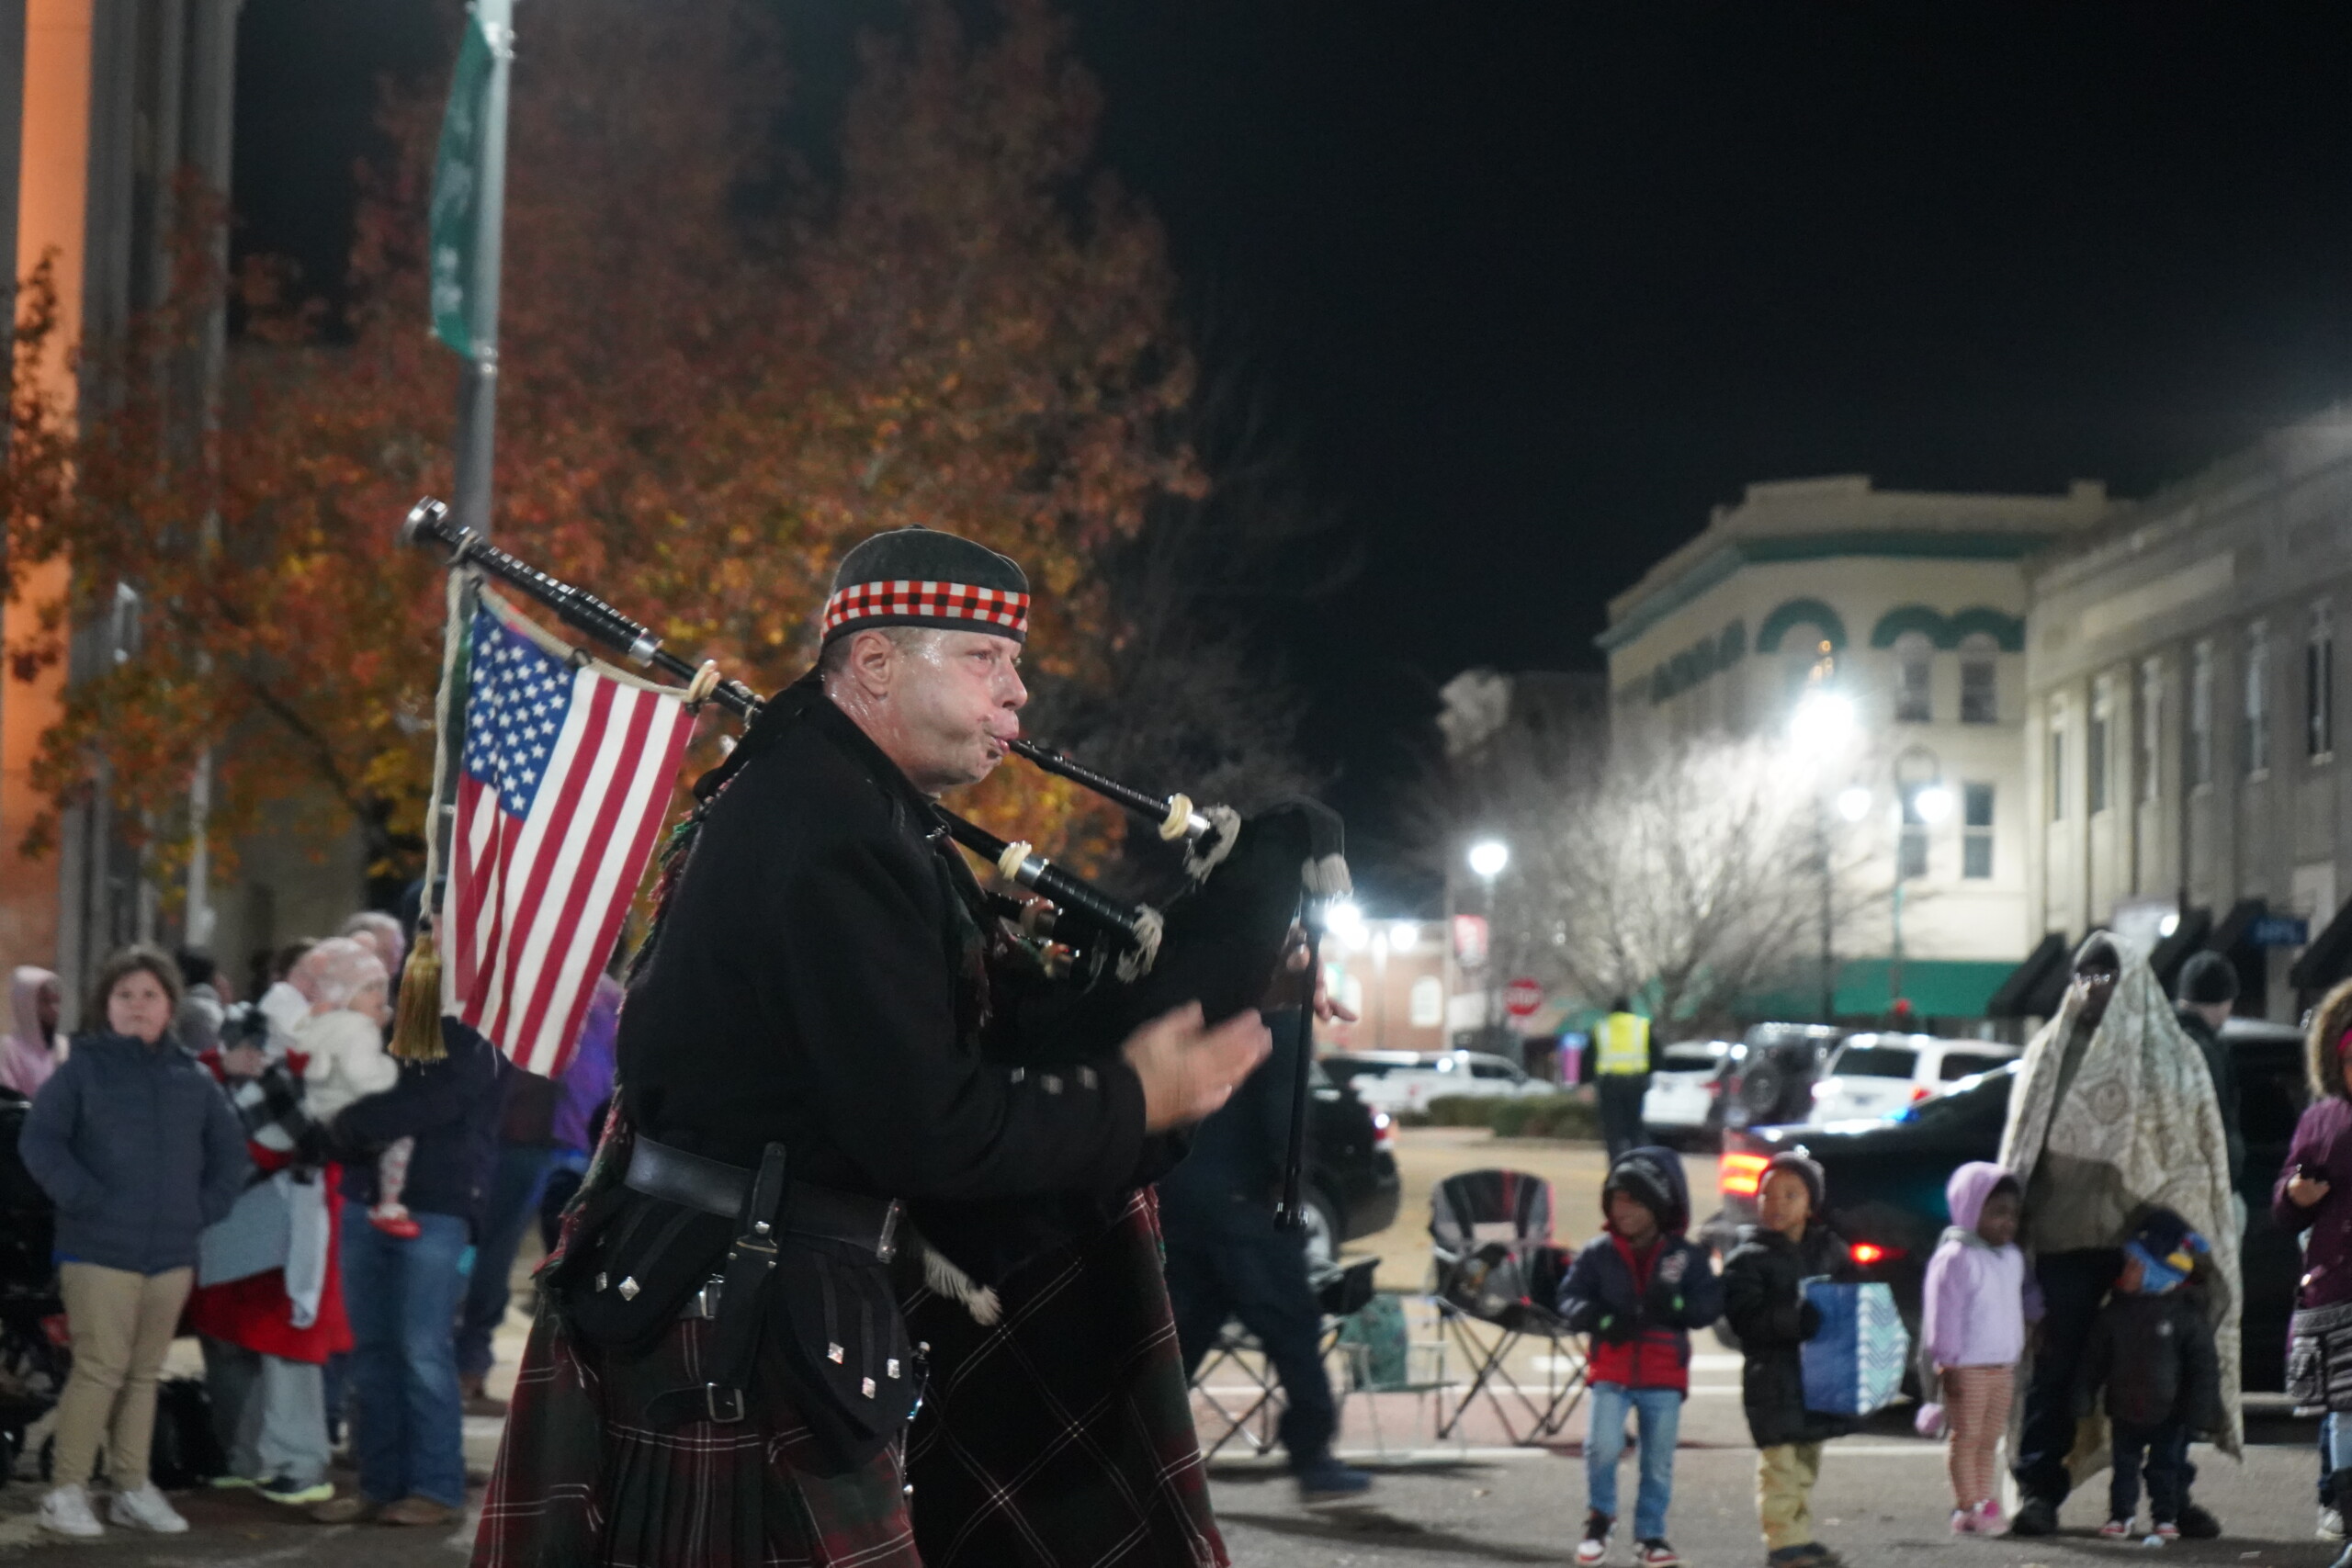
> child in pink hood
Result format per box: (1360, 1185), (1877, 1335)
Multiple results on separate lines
(1920, 1161), (2040, 1534)
(0, 967), (64, 1099)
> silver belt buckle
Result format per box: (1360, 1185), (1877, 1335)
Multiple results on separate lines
(690, 1274), (725, 1319)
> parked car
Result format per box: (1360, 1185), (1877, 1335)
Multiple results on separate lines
(1644, 1038), (1736, 1145)
(1702, 1017), (2306, 1390)
(1325, 1049), (1555, 1116)
(1804, 1032), (2021, 1124)
(1302, 1059), (1404, 1270)
(1716, 1021), (1847, 1129)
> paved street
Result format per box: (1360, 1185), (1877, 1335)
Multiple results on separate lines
(6, 1128), (2342, 1565)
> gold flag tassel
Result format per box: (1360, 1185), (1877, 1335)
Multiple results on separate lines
(392, 570), (470, 1061)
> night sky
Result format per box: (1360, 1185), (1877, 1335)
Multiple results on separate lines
(234, 4), (2352, 905)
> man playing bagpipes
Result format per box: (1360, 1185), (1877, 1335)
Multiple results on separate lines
(472, 526), (1274, 1568)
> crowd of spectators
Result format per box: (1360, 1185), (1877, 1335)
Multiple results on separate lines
(4, 909), (616, 1539)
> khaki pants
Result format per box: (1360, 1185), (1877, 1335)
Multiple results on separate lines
(1757, 1440), (1824, 1552)
(54, 1263), (193, 1489)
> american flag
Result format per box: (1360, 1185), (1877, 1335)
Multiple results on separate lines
(447, 591), (696, 1077)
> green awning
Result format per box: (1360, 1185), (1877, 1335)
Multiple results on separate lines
(1742, 956), (2020, 1023)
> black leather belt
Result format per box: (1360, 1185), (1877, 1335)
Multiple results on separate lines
(626, 1135), (902, 1262)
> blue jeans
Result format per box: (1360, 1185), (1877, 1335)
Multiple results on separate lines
(1585, 1382), (1681, 1540)
(339, 1201), (471, 1507)
(457, 1143), (556, 1381)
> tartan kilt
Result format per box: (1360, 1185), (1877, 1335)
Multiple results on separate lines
(904, 1190), (1227, 1568)
(471, 1301), (919, 1568)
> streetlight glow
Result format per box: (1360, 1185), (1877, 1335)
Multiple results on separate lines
(1913, 784), (1954, 824)
(1325, 897), (1369, 952)
(1789, 688), (1857, 752)
(1836, 784), (1872, 822)
(1388, 920), (1420, 952)
(1467, 840), (1510, 880)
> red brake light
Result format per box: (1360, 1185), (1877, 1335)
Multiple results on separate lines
(1849, 1241), (1902, 1266)
(1908, 1085), (1933, 1103)
(1720, 1152), (1770, 1197)
(1371, 1111), (1395, 1149)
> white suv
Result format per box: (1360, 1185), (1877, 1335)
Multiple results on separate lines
(1804, 1032), (2020, 1124)
(1329, 1050), (1553, 1114)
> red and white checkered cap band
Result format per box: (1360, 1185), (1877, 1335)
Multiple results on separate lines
(820, 579), (1030, 639)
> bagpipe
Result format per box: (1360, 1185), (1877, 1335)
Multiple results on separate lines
(399, 499), (1347, 1271)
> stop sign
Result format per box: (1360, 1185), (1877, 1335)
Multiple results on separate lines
(1503, 976), (1544, 1018)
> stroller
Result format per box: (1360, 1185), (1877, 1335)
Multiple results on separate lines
(0, 1089), (68, 1477)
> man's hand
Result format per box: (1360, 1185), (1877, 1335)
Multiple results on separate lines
(1122, 1003), (1272, 1134)
(2289, 1174), (2332, 1208)
(1282, 929), (1359, 1024)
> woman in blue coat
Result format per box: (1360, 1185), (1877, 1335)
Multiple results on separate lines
(21, 945), (249, 1540)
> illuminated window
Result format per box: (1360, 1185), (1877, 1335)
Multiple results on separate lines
(1962, 784), (1994, 879)
(1894, 632), (1932, 724)
(1959, 635), (1998, 724)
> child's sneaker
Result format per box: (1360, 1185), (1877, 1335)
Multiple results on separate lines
(1973, 1498), (2006, 1536)
(107, 1483), (190, 1534)
(368, 1203), (422, 1239)
(38, 1483), (103, 1538)
(2099, 1517), (2135, 1540)
(2152, 1520), (2180, 1542)
(1575, 1509), (1612, 1564)
(1634, 1540), (1679, 1566)
(1950, 1508), (1976, 1535)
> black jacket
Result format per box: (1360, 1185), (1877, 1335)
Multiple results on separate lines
(20, 1032), (248, 1274)
(1721, 1220), (1860, 1448)
(2173, 1006), (2245, 1194)
(332, 1017), (505, 1232)
(618, 682), (1146, 1202)
(2074, 1286), (2225, 1434)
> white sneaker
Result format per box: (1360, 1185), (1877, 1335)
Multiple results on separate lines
(107, 1483), (190, 1533)
(39, 1483), (104, 1538)
(2324, 1505), (2347, 1541)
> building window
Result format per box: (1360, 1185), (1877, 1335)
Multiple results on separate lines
(2138, 659), (2162, 804)
(2088, 678), (2111, 814)
(1894, 632), (1932, 723)
(2245, 621), (2271, 776)
(2312, 604), (2335, 761)
(1959, 635), (1998, 724)
(1898, 787), (1929, 880)
(1962, 783), (1995, 879)
(2188, 640), (2213, 789)
(2048, 713), (2065, 821)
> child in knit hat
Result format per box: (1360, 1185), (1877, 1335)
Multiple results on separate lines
(2074, 1206), (2222, 1541)
(1557, 1146), (1723, 1566)
(1722, 1151), (1858, 1568)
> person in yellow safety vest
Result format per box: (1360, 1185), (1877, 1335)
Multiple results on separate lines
(1594, 998), (1653, 1160)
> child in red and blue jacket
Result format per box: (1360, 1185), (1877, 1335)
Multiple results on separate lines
(1557, 1145), (1723, 1567)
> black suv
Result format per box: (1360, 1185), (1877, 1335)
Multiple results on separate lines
(1301, 1060), (1403, 1270)
(1703, 1018), (2306, 1389)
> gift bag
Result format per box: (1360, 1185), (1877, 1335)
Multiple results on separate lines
(1800, 1279), (1909, 1416)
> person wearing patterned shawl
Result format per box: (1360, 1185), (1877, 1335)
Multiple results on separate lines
(472, 527), (1269, 1568)
(1998, 932), (2239, 1540)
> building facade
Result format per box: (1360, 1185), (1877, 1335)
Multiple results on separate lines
(2023, 412), (2352, 1021)
(1599, 474), (2110, 1021)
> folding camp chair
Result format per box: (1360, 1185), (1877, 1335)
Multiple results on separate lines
(1427, 1168), (1587, 1444)
(1189, 1258), (1380, 1460)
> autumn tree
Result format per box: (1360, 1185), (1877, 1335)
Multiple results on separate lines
(7, 0), (1202, 904)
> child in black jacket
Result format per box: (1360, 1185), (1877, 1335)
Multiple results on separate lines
(1721, 1152), (1858, 1568)
(2073, 1208), (2222, 1541)
(1556, 1146), (1724, 1566)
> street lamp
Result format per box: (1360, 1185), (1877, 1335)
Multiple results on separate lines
(1467, 839), (1510, 880)
(1790, 684), (1858, 1024)
(1464, 838), (1510, 1052)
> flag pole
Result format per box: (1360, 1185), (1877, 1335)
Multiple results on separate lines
(408, 0), (514, 1031)
(451, 0), (512, 546)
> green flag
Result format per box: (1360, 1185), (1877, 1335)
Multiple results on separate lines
(429, 15), (495, 358)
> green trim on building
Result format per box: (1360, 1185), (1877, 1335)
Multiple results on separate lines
(1596, 531), (2055, 653)
(1866, 604), (2026, 653)
(1868, 604), (1951, 649)
(1756, 597), (1849, 654)
(1944, 606), (2025, 652)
